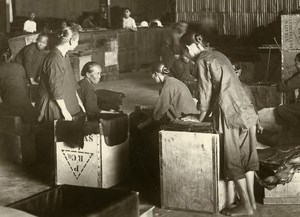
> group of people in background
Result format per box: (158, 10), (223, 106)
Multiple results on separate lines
(22, 7), (164, 35)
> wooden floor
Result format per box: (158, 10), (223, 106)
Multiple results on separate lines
(1, 69), (300, 216)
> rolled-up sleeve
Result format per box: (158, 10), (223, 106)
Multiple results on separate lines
(47, 59), (64, 100)
(197, 60), (212, 112)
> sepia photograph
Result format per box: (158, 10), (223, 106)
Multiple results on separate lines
(1, 0), (300, 216)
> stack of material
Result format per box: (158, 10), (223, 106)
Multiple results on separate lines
(161, 119), (214, 133)
(249, 82), (282, 110)
(92, 36), (119, 81)
(96, 89), (125, 111)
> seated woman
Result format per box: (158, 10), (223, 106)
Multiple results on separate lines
(15, 33), (49, 84)
(82, 14), (96, 28)
(77, 61), (102, 119)
(0, 49), (37, 123)
(138, 62), (198, 129)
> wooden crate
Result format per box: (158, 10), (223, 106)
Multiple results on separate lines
(55, 123), (129, 188)
(8, 185), (139, 217)
(68, 54), (92, 82)
(159, 130), (229, 214)
(264, 172), (300, 204)
(0, 116), (36, 166)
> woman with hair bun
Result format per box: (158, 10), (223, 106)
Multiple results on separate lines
(36, 27), (86, 122)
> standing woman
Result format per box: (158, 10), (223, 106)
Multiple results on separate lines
(36, 27), (86, 122)
(15, 33), (49, 84)
(122, 8), (137, 31)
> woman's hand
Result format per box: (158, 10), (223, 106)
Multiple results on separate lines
(61, 108), (72, 121)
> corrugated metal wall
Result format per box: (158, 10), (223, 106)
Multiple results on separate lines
(176, 0), (300, 37)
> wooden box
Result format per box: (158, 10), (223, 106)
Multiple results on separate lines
(55, 123), (129, 188)
(264, 172), (300, 204)
(8, 185), (139, 217)
(159, 130), (229, 214)
(68, 54), (92, 82)
(0, 116), (37, 165)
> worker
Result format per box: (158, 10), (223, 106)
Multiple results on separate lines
(36, 27), (86, 122)
(161, 22), (188, 68)
(170, 50), (197, 97)
(0, 49), (37, 123)
(122, 8), (137, 32)
(23, 12), (37, 33)
(14, 33), (49, 85)
(180, 32), (259, 216)
(77, 61), (102, 120)
(98, 7), (109, 28)
(82, 14), (96, 28)
(276, 52), (300, 130)
(138, 62), (198, 129)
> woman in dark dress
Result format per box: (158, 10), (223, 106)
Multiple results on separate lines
(15, 33), (49, 85)
(77, 61), (102, 119)
(0, 49), (37, 123)
(36, 27), (86, 122)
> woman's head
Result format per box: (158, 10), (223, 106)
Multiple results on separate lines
(180, 31), (206, 60)
(61, 20), (67, 29)
(58, 27), (79, 51)
(151, 62), (169, 83)
(124, 8), (131, 18)
(81, 61), (102, 84)
(36, 33), (49, 50)
(29, 12), (35, 21)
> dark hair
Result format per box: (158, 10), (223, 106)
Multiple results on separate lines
(37, 33), (49, 40)
(180, 31), (208, 47)
(81, 61), (101, 76)
(58, 27), (79, 44)
(295, 53), (300, 61)
(124, 8), (132, 13)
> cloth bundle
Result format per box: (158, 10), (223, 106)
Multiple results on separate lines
(56, 117), (99, 148)
(256, 130), (300, 190)
(96, 89), (125, 111)
(99, 113), (129, 146)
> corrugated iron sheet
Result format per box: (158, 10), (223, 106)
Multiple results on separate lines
(176, 0), (300, 37)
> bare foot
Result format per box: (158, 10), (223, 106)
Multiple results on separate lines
(251, 202), (257, 211)
(226, 203), (237, 209)
(221, 205), (253, 216)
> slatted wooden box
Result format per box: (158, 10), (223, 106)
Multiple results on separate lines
(159, 130), (230, 214)
(55, 121), (129, 188)
(264, 172), (300, 204)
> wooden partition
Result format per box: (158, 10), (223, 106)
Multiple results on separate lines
(8, 28), (169, 73)
(76, 28), (168, 72)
